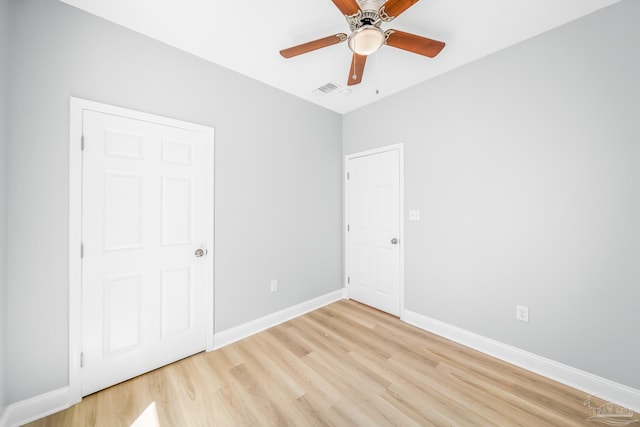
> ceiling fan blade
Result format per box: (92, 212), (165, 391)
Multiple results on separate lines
(347, 53), (367, 86)
(385, 30), (445, 57)
(380, 0), (419, 20)
(332, 0), (360, 16)
(280, 33), (348, 58)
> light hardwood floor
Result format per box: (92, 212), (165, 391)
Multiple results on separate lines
(28, 300), (607, 426)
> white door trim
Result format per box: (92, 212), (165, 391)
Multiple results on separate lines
(344, 143), (404, 317)
(68, 97), (215, 404)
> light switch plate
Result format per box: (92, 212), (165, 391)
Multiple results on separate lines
(516, 305), (529, 322)
(409, 210), (420, 221)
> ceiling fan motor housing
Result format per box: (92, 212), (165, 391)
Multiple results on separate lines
(356, 0), (386, 13)
(347, 0), (384, 31)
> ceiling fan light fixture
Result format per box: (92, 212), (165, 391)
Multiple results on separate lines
(348, 25), (385, 55)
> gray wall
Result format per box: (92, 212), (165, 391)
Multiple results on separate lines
(6, 0), (342, 404)
(0, 0), (9, 416)
(344, 0), (640, 390)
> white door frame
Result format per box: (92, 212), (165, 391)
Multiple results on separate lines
(68, 97), (215, 404)
(344, 143), (404, 317)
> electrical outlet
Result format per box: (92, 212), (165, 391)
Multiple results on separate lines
(516, 305), (529, 323)
(270, 280), (278, 293)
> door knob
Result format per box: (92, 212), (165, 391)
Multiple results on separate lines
(391, 238), (398, 245)
(194, 249), (206, 257)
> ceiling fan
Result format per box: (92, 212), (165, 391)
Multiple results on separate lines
(280, 0), (446, 86)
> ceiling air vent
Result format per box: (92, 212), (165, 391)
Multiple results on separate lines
(313, 82), (339, 96)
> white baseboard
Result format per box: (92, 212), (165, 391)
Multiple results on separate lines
(213, 288), (347, 350)
(402, 309), (640, 412)
(0, 387), (71, 427)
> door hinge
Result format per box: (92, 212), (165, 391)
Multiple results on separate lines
(347, 172), (349, 180)
(80, 352), (84, 368)
(347, 276), (350, 284)
(347, 224), (350, 232)
(81, 136), (85, 151)
(80, 243), (84, 259)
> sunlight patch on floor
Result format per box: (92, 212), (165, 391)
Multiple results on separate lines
(130, 401), (160, 427)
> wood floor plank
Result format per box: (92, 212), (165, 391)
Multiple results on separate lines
(27, 300), (604, 426)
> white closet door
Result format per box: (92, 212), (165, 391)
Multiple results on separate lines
(347, 148), (401, 316)
(81, 109), (210, 395)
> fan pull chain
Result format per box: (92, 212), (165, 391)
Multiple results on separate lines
(352, 57), (357, 80)
(375, 50), (379, 94)
(352, 38), (358, 80)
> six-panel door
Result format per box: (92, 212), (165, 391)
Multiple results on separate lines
(346, 149), (401, 316)
(81, 110), (209, 395)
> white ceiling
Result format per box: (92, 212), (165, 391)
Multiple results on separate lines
(59, 0), (622, 114)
